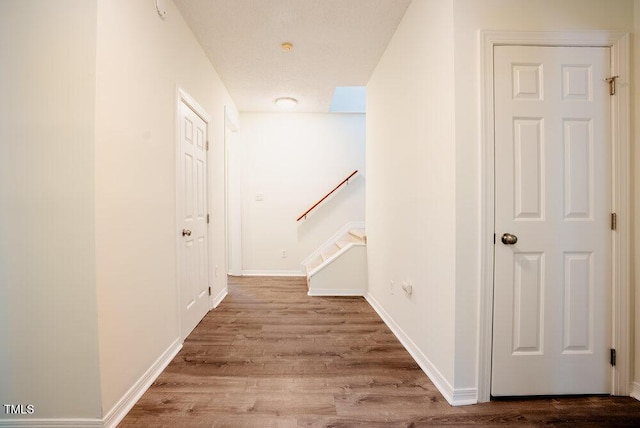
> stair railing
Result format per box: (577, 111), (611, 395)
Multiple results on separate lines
(296, 170), (358, 221)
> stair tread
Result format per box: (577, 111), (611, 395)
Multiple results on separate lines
(321, 244), (341, 260)
(336, 240), (349, 248)
(306, 255), (324, 273)
(347, 229), (366, 243)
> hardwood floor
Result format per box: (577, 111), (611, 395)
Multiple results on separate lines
(119, 276), (640, 427)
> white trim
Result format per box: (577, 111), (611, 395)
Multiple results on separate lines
(224, 105), (242, 277)
(102, 338), (182, 428)
(365, 293), (476, 406)
(608, 33), (632, 398)
(224, 104), (239, 132)
(631, 382), (640, 401)
(178, 87), (211, 123)
(0, 419), (102, 427)
(211, 287), (228, 308)
(479, 30), (631, 403)
(241, 270), (305, 277)
(451, 388), (479, 407)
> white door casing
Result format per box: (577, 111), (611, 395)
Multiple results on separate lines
(177, 94), (210, 340)
(224, 107), (242, 276)
(478, 31), (631, 403)
(492, 46), (611, 396)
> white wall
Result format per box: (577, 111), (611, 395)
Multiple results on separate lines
(239, 113), (366, 275)
(94, 0), (237, 416)
(0, 0), (102, 420)
(366, 0), (457, 396)
(367, 0), (637, 405)
(452, 0), (635, 396)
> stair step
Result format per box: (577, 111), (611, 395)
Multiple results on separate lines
(321, 244), (341, 261)
(306, 255), (324, 274)
(348, 229), (366, 243)
(335, 240), (348, 249)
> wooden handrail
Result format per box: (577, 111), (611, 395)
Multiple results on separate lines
(296, 170), (358, 221)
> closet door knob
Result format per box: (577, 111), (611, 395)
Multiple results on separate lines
(501, 233), (518, 245)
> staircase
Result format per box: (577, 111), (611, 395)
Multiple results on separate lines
(303, 226), (367, 296)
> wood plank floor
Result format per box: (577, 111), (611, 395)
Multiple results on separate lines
(119, 276), (640, 427)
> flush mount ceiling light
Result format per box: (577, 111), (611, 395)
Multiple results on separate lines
(274, 97), (298, 109)
(281, 42), (293, 52)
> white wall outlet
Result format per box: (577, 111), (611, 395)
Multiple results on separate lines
(401, 281), (413, 296)
(215, 265), (219, 277)
(255, 194), (264, 201)
(281, 250), (287, 258)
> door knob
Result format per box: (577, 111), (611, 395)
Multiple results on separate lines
(182, 229), (192, 237)
(501, 233), (518, 245)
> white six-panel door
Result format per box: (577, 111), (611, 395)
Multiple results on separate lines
(178, 101), (210, 340)
(492, 46), (612, 396)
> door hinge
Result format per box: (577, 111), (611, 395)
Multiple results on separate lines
(208, 286), (211, 296)
(207, 213), (210, 224)
(610, 348), (616, 366)
(605, 76), (619, 96)
(611, 213), (617, 231)
(493, 233), (496, 245)
(205, 140), (209, 151)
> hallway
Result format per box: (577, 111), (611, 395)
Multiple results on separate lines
(119, 276), (640, 427)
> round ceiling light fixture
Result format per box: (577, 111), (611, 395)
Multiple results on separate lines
(274, 97), (298, 109)
(281, 42), (293, 52)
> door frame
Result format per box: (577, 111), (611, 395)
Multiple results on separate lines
(224, 106), (242, 276)
(175, 87), (212, 340)
(478, 31), (631, 402)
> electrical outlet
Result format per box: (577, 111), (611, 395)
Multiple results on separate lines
(215, 265), (219, 277)
(282, 250), (287, 258)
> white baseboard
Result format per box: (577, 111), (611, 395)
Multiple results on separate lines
(241, 270), (305, 277)
(451, 388), (479, 406)
(365, 292), (477, 406)
(102, 338), (182, 428)
(631, 382), (640, 401)
(307, 288), (366, 297)
(211, 287), (227, 308)
(0, 418), (102, 427)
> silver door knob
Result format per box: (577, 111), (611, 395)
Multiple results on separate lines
(501, 233), (518, 245)
(182, 229), (192, 237)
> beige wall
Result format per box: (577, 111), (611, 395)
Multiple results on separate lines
(367, 0), (458, 398)
(367, 0), (637, 404)
(95, 0), (237, 415)
(1, 0), (637, 421)
(0, 0), (237, 421)
(452, 0), (636, 394)
(0, 0), (102, 420)
(239, 113), (366, 275)
(452, 0), (635, 396)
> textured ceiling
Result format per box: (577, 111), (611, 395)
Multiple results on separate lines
(173, 0), (412, 112)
